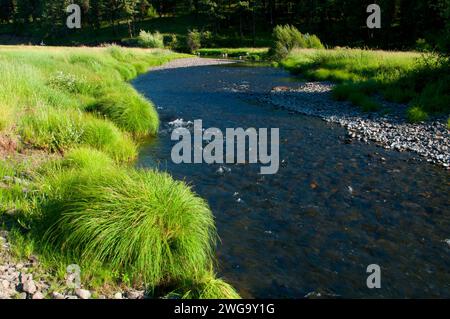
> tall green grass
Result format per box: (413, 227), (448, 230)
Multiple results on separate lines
(0, 46), (239, 298)
(0, 45), (183, 149)
(35, 156), (216, 287)
(282, 48), (450, 119)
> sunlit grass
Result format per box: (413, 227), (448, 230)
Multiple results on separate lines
(282, 48), (450, 118)
(0, 45), (239, 298)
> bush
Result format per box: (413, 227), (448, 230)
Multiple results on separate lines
(187, 29), (202, 53)
(270, 25), (324, 59)
(137, 30), (164, 49)
(304, 34), (324, 49)
(38, 166), (217, 287)
(165, 34), (179, 50)
(407, 106), (429, 123)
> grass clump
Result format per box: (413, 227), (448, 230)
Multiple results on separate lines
(407, 106), (429, 123)
(37, 165), (216, 287)
(87, 87), (159, 137)
(176, 274), (241, 299)
(19, 108), (137, 162)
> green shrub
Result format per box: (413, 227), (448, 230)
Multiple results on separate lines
(165, 34), (179, 50)
(137, 30), (164, 49)
(270, 25), (324, 59)
(407, 106), (429, 122)
(304, 34), (324, 49)
(38, 166), (217, 287)
(187, 29), (202, 53)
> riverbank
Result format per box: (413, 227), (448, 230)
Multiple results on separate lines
(260, 82), (449, 169)
(0, 46), (239, 299)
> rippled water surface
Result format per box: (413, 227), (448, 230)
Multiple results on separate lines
(133, 65), (450, 298)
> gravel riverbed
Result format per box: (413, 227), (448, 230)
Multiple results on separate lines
(151, 57), (236, 70)
(259, 82), (449, 169)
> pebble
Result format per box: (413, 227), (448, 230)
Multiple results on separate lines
(32, 292), (45, 300)
(114, 292), (123, 299)
(22, 280), (37, 294)
(126, 291), (143, 299)
(75, 288), (91, 300)
(52, 292), (65, 300)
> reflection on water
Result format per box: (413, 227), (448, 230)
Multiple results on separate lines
(133, 65), (450, 298)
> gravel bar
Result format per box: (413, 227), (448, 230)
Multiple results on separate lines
(151, 57), (236, 71)
(259, 82), (449, 169)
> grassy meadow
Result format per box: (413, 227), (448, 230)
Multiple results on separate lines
(281, 48), (450, 121)
(0, 45), (239, 298)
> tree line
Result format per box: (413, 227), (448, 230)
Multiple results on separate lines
(0, 0), (449, 50)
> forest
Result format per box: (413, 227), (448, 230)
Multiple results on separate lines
(0, 0), (449, 51)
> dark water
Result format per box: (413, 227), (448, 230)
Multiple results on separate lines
(133, 65), (450, 298)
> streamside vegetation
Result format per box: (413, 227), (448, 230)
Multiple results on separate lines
(281, 48), (450, 120)
(0, 46), (240, 299)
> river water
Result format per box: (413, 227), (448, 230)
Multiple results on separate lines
(133, 65), (450, 298)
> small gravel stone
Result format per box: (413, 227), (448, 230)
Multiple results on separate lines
(75, 288), (91, 300)
(126, 291), (143, 299)
(32, 292), (45, 300)
(1, 280), (9, 290)
(114, 292), (123, 299)
(52, 292), (65, 300)
(22, 280), (37, 294)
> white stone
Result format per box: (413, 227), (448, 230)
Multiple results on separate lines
(22, 280), (37, 294)
(75, 288), (91, 300)
(32, 292), (45, 300)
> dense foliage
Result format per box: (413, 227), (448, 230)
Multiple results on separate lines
(0, 0), (449, 51)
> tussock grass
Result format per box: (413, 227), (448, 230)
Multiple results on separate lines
(282, 48), (450, 118)
(87, 87), (159, 137)
(36, 165), (216, 287)
(407, 106), (429, 123)
(180, 275), (241, 299)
